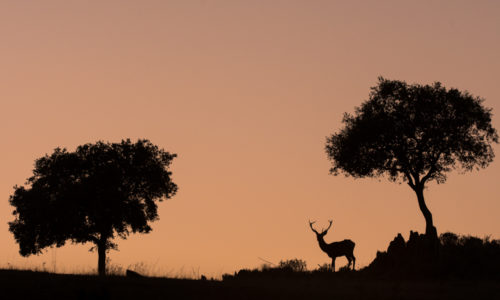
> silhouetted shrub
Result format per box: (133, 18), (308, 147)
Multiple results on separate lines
(366, 231), (500, 279)
(314, 263), (331, 273)
(440, 232), (459, 247)
(278, 259), (307, 272)
(223, 258), (310, 280)
(337, 266), (352, 273)
(438, 233), (500, 278)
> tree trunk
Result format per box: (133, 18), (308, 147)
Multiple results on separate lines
(97, 240), (107, 276)
(414, 185), (437, 238)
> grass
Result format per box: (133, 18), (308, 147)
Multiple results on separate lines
(0, 260), (207, 279)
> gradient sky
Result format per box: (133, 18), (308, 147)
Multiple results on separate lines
(1, 0), (499, 277)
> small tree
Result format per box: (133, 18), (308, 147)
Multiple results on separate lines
(9, 139), (177, 276)
(326, 78), (498, 237)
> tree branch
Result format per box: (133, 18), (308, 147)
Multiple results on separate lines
(421, 153), (442, 184)
(89, 235), (99, 244)
(405, 171), (416, 189)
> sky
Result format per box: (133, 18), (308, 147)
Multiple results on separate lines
(1, 0), (499, 278)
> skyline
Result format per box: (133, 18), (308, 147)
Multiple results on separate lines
(1, 1), (499, 277)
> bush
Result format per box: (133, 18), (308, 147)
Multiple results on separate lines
(223, 258), (308, 280)
(278, 259), (307, 272)
(314, 263), (331, 272)
(366, 231), (500, 279)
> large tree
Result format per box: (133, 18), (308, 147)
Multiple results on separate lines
(9, 139), (177, 275)
(326, 78), (498, 237)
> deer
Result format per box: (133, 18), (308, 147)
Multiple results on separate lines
(308, 220), (356, 271)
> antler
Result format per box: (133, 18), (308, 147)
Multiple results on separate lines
(308, 220), (319, 234)
(324, 220), (333, 233)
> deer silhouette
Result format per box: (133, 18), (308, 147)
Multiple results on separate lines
(309, 220), (356, 271)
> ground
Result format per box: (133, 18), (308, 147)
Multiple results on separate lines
(1, 269), (499, 300)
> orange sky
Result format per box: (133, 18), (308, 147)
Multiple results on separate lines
(1, 1), (499, 278)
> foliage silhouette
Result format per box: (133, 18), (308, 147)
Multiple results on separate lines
(308, 220), (356, 271)
(326, 77), (498, 237)
(226, 258), (310, 281)
(367, 231), (500, 279)
(278, 258), (307, 272)
(315, 263), (333, 273)
(9, 139), (177, 276)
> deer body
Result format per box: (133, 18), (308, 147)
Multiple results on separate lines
(309, 220), (356, 271)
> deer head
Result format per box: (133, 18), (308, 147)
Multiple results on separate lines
(308, 220), (333, 240)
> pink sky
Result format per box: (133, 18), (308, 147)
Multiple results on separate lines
(1, 1), (499, 277)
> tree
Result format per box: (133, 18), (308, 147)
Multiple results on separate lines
(9, 139), (177, 276)
(325, 78), (498, 237)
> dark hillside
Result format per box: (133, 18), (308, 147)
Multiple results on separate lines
(1, 269), (499, 300)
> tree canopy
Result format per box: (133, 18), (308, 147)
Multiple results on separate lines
(9, 139), (177, 275)
(326, 78), (498, 236)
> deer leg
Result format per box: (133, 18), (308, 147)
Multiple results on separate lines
(346, 255), (352, 269)
(352, 255), (356, 270)
(331, 257), (336, 272)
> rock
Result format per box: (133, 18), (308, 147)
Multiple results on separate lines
(126, 269), (143, 278)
